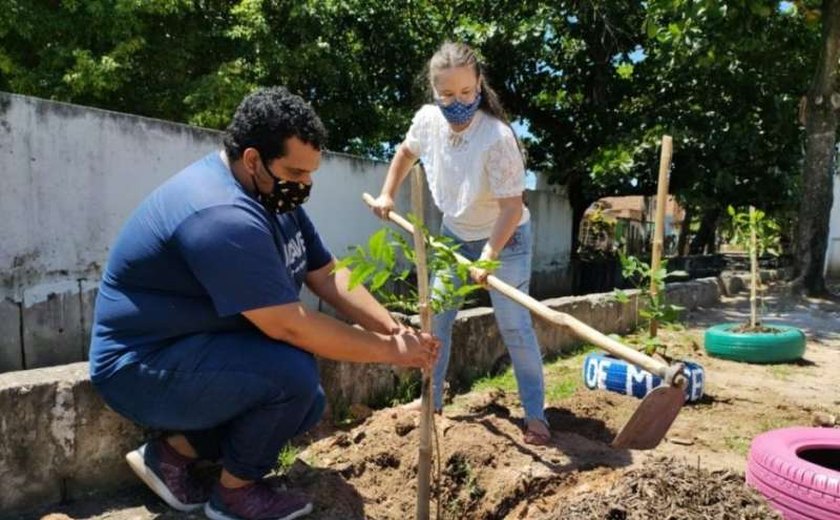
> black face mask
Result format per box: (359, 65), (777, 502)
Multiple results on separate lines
(256, 158), (312, 214)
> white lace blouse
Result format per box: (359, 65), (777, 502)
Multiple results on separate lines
(404, 104), (530, 241)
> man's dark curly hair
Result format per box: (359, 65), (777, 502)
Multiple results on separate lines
(223, 86), (327, 161)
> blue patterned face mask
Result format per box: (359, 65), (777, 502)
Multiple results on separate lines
(435, 92), (482, 126)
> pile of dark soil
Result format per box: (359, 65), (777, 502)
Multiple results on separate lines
(549, 457), (782, 520)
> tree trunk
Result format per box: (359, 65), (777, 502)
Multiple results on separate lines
(677, 206), (692, 256)
(794, 0), (840, 296)
(569, 179), (593, 259)
(689, 208), (719, 255)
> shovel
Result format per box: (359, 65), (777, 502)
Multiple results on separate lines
(363, 193), (687, 450)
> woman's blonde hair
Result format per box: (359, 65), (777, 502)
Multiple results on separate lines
(427, 41), (511, 127)
(426, 42), (526, 164)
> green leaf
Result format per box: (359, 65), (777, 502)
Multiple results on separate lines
(368, 228), (388, 262)
(613, 290), (630, 303)
(333, 256), (354, 272)
(616, 62), (634, 79)
(370, 270), (390, 291)
(348, 264), (376, 290)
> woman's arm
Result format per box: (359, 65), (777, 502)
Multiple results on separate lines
(370, 142), (417, 219)
(482, 195), (524, 261)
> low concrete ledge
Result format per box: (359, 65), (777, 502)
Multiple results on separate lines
(0, 363), (145, 512)
(1, 274), (756, 513)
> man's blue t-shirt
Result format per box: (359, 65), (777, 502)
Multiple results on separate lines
(89, 152), (332, 382)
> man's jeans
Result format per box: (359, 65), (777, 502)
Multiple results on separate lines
(432, 221), (546, 422)
(94, 330), (325, 481)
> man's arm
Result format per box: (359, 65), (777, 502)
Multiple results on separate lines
(243, 302), (436, 368)
(304, 260), (405, 334)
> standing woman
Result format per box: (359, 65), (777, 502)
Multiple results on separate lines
(370, 41), (550, 445)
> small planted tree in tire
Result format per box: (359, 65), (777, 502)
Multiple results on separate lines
(704, 206), (805, 363)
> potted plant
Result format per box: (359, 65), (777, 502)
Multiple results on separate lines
(703, 206), (805, 363)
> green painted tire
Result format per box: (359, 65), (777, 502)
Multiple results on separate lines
(704, 323), (805, 364)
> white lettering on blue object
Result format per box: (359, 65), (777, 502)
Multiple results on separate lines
(584, 358), (598, 388)
(626, 364), (652, 396)
(597, 359), (611, 389)
(690, 368), (704, 401)
(285, 231), (306, 275)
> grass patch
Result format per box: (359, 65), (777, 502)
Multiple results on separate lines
(276, 443), (301, 473)
(723, 416), (803, 457)
(472, 368), (518, 394)
(661, 321), (687, 332)
(724, 435), (751, 456)
(768, 364), (793, 380)
(369, 371), (420, 409)
(758, 415), (801, 432)
(329, 394), (354, 427)
(546, 366), (580, 401)
(469, 344), (594, 403)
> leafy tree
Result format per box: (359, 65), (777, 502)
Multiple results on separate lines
(602, 1), (816, 254)
(1, 0), (832, 280)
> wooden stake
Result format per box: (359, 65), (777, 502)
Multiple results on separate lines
(650, 135), (673, 338)
(411, 165), (433, 520)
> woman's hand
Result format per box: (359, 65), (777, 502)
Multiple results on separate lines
(471, 243), (498, 286)
(370, 194), (395, 220)
(469, 266), (490, 286)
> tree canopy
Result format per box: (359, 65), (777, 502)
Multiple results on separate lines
(2, 1), (835, 273)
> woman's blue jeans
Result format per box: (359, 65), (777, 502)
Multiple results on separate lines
(432, 221), (546, 422)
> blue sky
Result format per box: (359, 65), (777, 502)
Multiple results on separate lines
(511, 120), (538, 189)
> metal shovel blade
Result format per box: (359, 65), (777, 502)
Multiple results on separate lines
(611, 385), (686, 450)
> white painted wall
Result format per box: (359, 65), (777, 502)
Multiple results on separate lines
(302, 152), (418, 267)
(0, 92), (572, 370)
(529, 175), (574, 296)
(0, 93), (223, 300)
(0, 93), (422, 299)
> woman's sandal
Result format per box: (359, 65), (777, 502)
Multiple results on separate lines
(523, 418), (552, 446)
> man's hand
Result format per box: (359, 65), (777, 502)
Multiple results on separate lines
(390, 331), (440, 369)
(388, 320), (416, 335)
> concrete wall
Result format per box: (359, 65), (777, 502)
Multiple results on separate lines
(528, 176), (574, 298)
(0, 276), (728, 513)
(0, 91), (575, 373)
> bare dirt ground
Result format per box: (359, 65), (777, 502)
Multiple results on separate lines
(25, 285), (840, 520)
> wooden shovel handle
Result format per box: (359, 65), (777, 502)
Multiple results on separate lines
(362, 193), (681, 383)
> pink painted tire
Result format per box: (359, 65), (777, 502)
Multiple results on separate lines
(746, 427), (840, 520)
